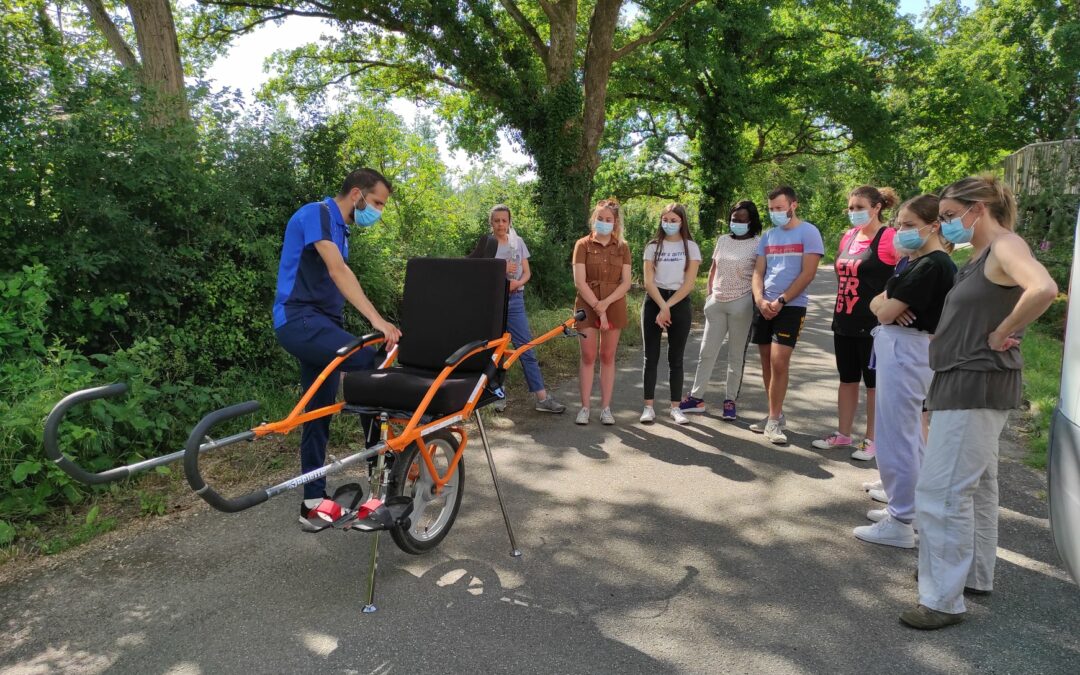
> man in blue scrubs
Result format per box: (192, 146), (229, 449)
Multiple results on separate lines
(273, 168), (402, 531)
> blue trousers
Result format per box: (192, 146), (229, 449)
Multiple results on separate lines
(506, 291), (545, 393)
(275, 313), (377, 499)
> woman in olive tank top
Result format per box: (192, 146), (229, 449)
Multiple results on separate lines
(900, 175), (1057, 631)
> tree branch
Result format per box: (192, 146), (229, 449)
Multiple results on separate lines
(497, 0), (549, 64)
(613, 0), (704, 61)
(293, 54), (471, 92)
(662, 148), (694, 169)
(82, 0), (140, 69)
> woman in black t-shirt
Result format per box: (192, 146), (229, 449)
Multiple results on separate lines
(852, 194), (956, 550)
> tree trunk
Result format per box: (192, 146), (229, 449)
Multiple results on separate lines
(125, 0), (189, 125)
(83, 0), (139, 69)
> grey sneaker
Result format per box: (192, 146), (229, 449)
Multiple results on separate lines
(900, 605), (965, 630)
(600, 407), (615, 425)
(763, 419), (787, 444)
(493, 398), (508, 413)
(749, 413), (785, 433)
(575, 407), (590, 425)
(535, 396), (566, 414)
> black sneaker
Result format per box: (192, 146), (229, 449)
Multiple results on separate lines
(299, 494), (333, 533)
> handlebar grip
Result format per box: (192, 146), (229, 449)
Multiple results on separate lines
(44, 383), (134, 485)
(574, 309), (587, 321)
(183, 401), (264, 513)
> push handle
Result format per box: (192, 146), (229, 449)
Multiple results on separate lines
(574, 309), (587, 322)
(44, 383), (144, 485)
(183, 401), (263, 513)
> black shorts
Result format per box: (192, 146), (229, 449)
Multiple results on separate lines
(751, 305), (807, 349)
(834, 333), (875, 387)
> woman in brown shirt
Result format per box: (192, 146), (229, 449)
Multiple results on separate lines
(572, 198), (633, 425)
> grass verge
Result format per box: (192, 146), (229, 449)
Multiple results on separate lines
(1019, 319), (1065, 470)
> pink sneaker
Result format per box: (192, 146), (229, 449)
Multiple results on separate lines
(851, 439), (876, 461)
(812, 432), (854, 450)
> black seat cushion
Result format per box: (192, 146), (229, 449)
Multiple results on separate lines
(342, 367), (481, 417)
(342, 258), (509, 415)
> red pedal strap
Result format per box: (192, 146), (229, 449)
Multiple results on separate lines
(356, 498), (384, 519)
(311, 499), (344, 523)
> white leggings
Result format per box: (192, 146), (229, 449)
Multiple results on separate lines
(873, 325), (932, 523)
(916, 408), (1009, 614)
(689, 294), (754, 401)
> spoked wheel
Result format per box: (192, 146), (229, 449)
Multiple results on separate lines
(388, 430), (464, 554)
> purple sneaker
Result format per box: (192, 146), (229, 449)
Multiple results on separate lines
(721, 400), (737, 421)
(679, 396), (706, 414)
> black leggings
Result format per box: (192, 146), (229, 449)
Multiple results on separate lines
(642, 290), (693, 402)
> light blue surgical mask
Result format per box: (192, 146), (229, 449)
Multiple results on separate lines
(354, 196), (382, 227)
(848, 210), (871, 227)
(769, 210), (790, 227)
(594, 220), (614, 236)
(661, 221), (681, 236)
(896, 227), (928, 251)
(730, 221), (749, 237)
(940, 205), (976, 244)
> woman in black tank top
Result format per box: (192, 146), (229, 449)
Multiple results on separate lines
(814, 185), (898, 458)
(901, 175), (1057, 631)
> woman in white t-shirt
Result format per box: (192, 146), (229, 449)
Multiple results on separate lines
(641, 203), (702, 424)
(680, 201), (762, 421)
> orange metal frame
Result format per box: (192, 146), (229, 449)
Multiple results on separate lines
(249, 313), (579, 492)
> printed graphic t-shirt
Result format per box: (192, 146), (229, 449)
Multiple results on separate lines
(644, 239), (703, 290)
(756, 221), (825, 307)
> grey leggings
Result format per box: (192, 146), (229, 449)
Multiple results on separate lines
(642, 289), (692, 401)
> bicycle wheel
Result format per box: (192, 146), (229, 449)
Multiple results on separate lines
(388, 430), (465, 554)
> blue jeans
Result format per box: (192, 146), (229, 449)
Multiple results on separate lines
(275, 313), (377, 499)
(506, 291), (545, 393)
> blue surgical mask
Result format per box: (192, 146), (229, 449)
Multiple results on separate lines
(729, 221), (749, 237)
(661, 221), (681, 236)
(896, 227), (927, 251)
(848, 210), (871, 227)
(354, 198), (382, 227)
(941, 205), (976, 244)
(769, 211), (790, 227)
(594, 220), (614, 236)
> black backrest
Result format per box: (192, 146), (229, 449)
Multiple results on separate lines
(397, 258), (509, 373)
(468, 234), (499, 259)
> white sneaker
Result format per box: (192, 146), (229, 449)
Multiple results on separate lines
(640, 406), (655, 424)
(862, 478), (883, 492)
(867, 508), (888, 522)
(575, 407), (590, 425)
(853, 516), (916, 548)
(670, 407), (690, 425)
(600, 407), (615, 425)
(750, 413), (785, 433)
(763, 419), (787, 444)
(868, 488), (889, 504)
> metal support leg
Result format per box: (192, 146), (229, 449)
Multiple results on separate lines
(362, 413), (390, 613)
(474, 412), (522, 557)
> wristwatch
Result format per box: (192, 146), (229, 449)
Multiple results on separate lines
(777, 296), (787, 306)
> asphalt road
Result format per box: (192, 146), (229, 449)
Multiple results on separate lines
(2, 271), (1078, 674)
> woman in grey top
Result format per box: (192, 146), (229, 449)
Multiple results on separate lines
(901, 175), (1057, 630)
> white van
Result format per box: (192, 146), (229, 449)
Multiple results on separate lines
(1049, 208), (1080, 586)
